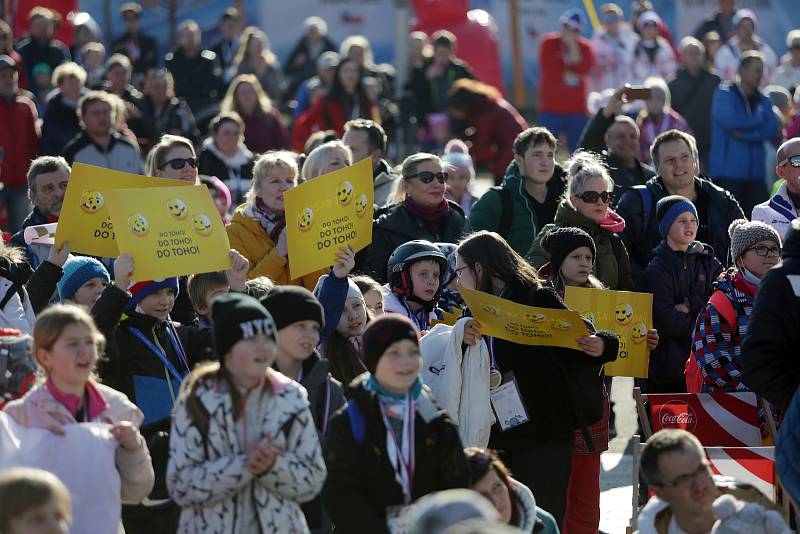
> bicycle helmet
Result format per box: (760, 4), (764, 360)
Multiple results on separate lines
(387, 240), (448, 306)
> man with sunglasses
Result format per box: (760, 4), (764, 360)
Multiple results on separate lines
(752, 138), (800, 240)
(637, 429), (784, 534)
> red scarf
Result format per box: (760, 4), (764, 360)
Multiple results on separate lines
(403, 197), (450, 233)
(598, 209), (626, 233)
(46, 379), (110, 422)
(253, 197), (286, 244)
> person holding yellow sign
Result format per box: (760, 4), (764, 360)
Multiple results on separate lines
(455, 230), (619, 529)
(227, 151), (328, 289)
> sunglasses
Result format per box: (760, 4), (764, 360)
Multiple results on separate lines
(778, 154), (800, 167)
(745, 245), (781, 257)
(406, 171), (448, 184)
(160, 157), (198, 170)
(577, 190), (615, 204)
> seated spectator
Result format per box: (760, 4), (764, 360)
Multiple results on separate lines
(753, 138), (800, 240)
(589, 3), (637, 93)
(220, 74), (289, 155)
(210, 7), (243, 85)
(341, 34), (391, 99)
(446, 79), (527, 183)
(69, 12), (101, 66)
(81, 41), (105, 88)
(0, 20), (29, 90)
(714, 9), (777, 85)
(636, 77), (691, 164)
(283, 16), (337, 98)
(470, 127), (566, 256)
(772, 30), (800, 94)
(15, 7), (70, 88)
(442, 139), (478, 217)
(99, 53), (145, 138)
(62, 91), (144, 174)
(199, 174), (232, 222)
(197, 112), (255, 205)
(109, 2), (158, 84)
(30, 62), (53, 111)
(41, 62), (86, 155)
(136, 69), (199, 153)
(631, 1), (681, 60)
(693, 0), (735, 42)
(231, 27), (286, 103)
(301, 140), (352, 182)
(343, 119), (400, 207)
(165, 20), (222, 115)
(632, 11), (678, 83)
(292, 51), (339, 119)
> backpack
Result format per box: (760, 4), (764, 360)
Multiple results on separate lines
(634, 184), (654, 236)
(492, 186), (514, 239)
(685, 290), (737, 393)
(347, 400), (367, 448)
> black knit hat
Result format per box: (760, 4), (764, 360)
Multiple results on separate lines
(541, 226), (597, 274)
(260, 285), (324, 331)
(362, 314), (420, 373)
(211, 293), (275, 359)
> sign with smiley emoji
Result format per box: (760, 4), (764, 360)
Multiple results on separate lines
(284, 157), (374, 280)
(104, 185), (230, 282)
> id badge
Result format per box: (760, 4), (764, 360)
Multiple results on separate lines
(489, 371), (530, 431)
(386, 505), (413, 534)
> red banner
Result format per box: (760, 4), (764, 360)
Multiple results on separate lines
(705, 446), (776, 500)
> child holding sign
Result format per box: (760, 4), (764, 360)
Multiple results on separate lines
(323, 314), (470, 533)
(456, 230), (618, 528)
(540, 226), (657, 534)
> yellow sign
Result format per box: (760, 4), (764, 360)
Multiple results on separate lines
(104, 185), (231, 281)
(55, 163), (189, 257)
(564, 286), (653, 378)
(431, 307), (464, 327)
(460, 288), (589, 349)
(284, 158), (374, 280)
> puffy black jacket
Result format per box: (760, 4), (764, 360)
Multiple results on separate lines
(643, 241), (722, 383)
(165, 48), (222, 114)
(136, 95), (199, 151)
(742, 220), (800, 410)
(323, 375), (469, 534)
(40, 91), (81, 155)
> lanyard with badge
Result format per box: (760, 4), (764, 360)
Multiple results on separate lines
(401, 299), (429, 332)
(380, 393), (415, 533)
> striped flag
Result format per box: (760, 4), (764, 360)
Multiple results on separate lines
(705, 446), (776, 500)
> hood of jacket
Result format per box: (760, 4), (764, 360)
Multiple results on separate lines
(300, 350), (331, 389)
(510, 477), (537, 531)
(201, 136), (253, 168)
(652, 240), (716, 260)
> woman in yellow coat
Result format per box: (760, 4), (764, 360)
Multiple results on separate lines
(226, 150), (327, 289)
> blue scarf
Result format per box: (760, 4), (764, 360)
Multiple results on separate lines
(366, 374), (423, 401)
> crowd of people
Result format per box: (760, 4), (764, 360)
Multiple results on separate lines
(0, 1), (799, 534)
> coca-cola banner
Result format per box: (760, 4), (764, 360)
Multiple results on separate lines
(648, 392), (762, 447)
(705, 446), (776, 500)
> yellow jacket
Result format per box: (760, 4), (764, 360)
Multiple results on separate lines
(226, 204), (327, 290)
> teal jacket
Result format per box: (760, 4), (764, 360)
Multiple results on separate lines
(469, 160), (566, 256)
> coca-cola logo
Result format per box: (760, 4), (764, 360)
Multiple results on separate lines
(657, 401), (698, 432)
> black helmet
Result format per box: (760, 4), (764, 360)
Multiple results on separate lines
(387, 240), (448, 303)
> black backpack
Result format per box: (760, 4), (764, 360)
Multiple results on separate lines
(492, 186), (514, 238)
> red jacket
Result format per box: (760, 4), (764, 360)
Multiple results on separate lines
(466, 98), (527, 179)
(291, 96), (379, 153)
(0, 95), (40, 188)
(538, 33), (595, 115)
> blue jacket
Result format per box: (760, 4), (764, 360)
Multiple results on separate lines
(709, 82), (778, 181)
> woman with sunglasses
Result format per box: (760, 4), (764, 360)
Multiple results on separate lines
(146, 134), (199, 183)
(365, 153), (466, 284)
(464, 448), (560, 533)
(456, 230), (619, 528)
(689, 219), (781, 394)
(528, 151), (635, 291)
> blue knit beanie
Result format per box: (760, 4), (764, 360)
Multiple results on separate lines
(57, 257), (110, 301)
(126, 278), (180, 311)
(656, 195), (698, 238)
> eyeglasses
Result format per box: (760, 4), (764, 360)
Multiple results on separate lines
(160, 157), (198, 170)
(661, 461), (711, 489)
(745, 245), (781, 257)
(454, 265), (471, 278)
(406, 171), (448, 184)
(778, 155), (800, 167)
(577, 190), (615, 204)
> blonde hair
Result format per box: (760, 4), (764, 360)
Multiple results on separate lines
(340, 35), (375, 68)
(388, 152), (444, 204)
(32, 304), (105, 373)
(0, 468), (71, 530)
(301, 140), (352, 182)
(221, 73), (273, 117)
(247, 151), (299, 206)
(52, 61), (87, 87)
(0, 243), (27, 264)
(233, 27), (278, 72)
(564, 151), (614, 208)
(146, 134), (196, 177)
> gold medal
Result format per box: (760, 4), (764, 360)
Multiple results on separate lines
(489, 368), (503, 389)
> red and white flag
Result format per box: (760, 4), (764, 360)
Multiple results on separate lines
(705, 446), (776, 500)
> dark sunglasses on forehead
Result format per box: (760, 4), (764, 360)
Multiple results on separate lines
(779, 154), (800, 167)
(577, 190), (615, 204)
(406, 171), (449, 184)
(160, 157), (198, 170)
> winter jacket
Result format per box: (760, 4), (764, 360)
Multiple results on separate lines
(752, 181), (799, 241)
(197, 138), (255, 206)
(312, 272), (349, 345)
(168, 368), (326, 533)
(109, 31), (159, 78)
(616, 176), (744, 281)
(776, 386), (800, 507)
(40, 91), (81, 155)
(382, 288), (442, 332)
(136, 96), (199, 151)
(10, 207), (54, 269)
(0, 93), (39, 189)
(291, 96), (380, 153)
(510, 478), (560, 534)
(668, 67), (721, 159)
(24, 259), (61, 314)
(589, 27), (638, 93)
(469, 161), (567, 257)
(15, 37), (70, 86)
(486, 281), (618, 451)
(165, 48), (222, 114)
(709, 82), (779, 181)
(407, 58), (475, 119)
(92, 284), (214, 426)
(631, 37), (678, 83)
(465, 98), (527, 179)
(690, 270), (757, 393)
(741, 220), (800, 411)
(4, 381), (155, 504)
(643, 241), (723, 384)
(538, 33), (594, 115)
(714, 36), (777, 85)
(373, 159), (400, 208)
(527, 201), (635, 291)
(419, 320), (494, 448)
(322, 374), (470, 534)
(637, 110), (692, 165)
(365, 200), (466, 284)
(241, 110), (290, 154)
(226, 203), (328, 289)
(0, 256), (35, 334)
(62, 130), (144, 175)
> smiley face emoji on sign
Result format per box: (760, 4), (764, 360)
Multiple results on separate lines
(631, 322), (648, 344)
(482, 305), (499, 316)
(80, 190), (104, 214)
(336, 180), (353, 205)
(128, 213), (149, 237)
(354, 193), (368, 217)
(551, 320), (572, 331)
(192, 214), (213, 236)
(166, 198), (188, 220)
(615, 303), (634, 325)
(297, 207), (314, 232)
(523, 312), (547, 323)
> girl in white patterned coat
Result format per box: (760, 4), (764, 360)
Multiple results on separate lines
(167, 293), (327, 533)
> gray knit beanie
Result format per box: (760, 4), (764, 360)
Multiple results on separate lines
(728, 219), (781, 262)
